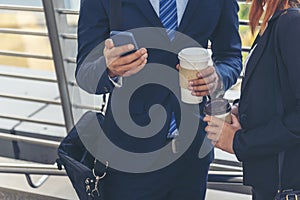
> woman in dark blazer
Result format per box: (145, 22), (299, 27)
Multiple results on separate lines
(204, 0), (300, 199)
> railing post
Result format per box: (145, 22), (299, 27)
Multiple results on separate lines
(42, 0), (74, 132)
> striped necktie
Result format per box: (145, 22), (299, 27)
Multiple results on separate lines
(160, 0), (179, 139)
(159, 0), (178, 41)
(167, 112), (179, 139)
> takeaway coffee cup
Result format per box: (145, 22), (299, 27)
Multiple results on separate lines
(204, 98), (232, 124)
(178, 47), (210, 104)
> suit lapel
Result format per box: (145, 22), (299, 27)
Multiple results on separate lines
(241, 10), (284, 91)
(123, 0), (172, 40)
(127, 0), (163, 27)
(178, 0), (201, 32)
(241, 32), (269, 91)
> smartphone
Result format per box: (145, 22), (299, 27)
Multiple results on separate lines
(110, 31), (139, 57)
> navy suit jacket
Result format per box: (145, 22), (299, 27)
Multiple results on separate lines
(234, 8), (300, 192)
(75, 0), (242, 161)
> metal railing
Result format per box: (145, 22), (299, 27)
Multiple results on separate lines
(0, 0), (252, 191)
(42, 0), (74, 131)
(0, 0), (77, 189)
(0, 132), (60, 148)
(0, 4), (71, 134)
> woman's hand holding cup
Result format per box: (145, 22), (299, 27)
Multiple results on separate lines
(203, 98), (242, 154)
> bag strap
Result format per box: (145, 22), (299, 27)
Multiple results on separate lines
(100, 0), (122, 113)
(274, 25), (285, 192)
(275, 53), (285, 192)
(93, 0), (122, 173)
(272, 12), (286, 193)
(278, 152), (285, 192)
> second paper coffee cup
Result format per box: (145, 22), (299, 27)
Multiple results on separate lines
(178, 47), (210, 104)
(204, 98), (232, 124)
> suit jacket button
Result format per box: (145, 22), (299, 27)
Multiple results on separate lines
(104, 87), (109, 92)
(240, 114), (248, 126)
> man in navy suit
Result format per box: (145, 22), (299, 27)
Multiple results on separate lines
(75, 0), (242, 199)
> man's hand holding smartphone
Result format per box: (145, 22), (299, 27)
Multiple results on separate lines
(104, 32), (148, 78)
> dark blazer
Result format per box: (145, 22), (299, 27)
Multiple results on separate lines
(234, 8), (300, 193)
(75, 0), (242, 160)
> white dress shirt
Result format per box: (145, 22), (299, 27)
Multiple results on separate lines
(242, 44), (257, 77)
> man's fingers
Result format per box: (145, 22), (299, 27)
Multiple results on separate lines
(123, 59), (147, 77)
(189, 74), (217, 86)
(197, 66), (215, 78)
(114, 48), (147, 66)
(189, 82), (215, 93)
(109, 44), (135, 58)
(191, 91), (209, 97)
(190, 82), (215, 96)
(107, 48), (147, 77)
(187, 66), (219, 97)
(189, 84), (209, 92)
(112, 55), (147, 76)
(105, 39), (114, 49)
(189, 73), (217, 97)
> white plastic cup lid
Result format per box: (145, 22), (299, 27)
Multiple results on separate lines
(178, 47), (210, 62)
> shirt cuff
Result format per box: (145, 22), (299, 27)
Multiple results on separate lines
(108, 75), (123, 88)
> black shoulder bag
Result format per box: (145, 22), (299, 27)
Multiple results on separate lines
(57, 1), (122, 199)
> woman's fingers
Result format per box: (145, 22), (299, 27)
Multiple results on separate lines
(205, 125), (222, 135)
(207, 132), (219, 142)
(231, 114), (239, 125)
(204, 115), (225, 127)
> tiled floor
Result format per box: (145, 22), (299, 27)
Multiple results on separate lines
(0, 155), (252, 200)
(0, 157), (78, 200)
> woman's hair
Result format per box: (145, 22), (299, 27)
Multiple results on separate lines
(249, 0), (300, 34)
